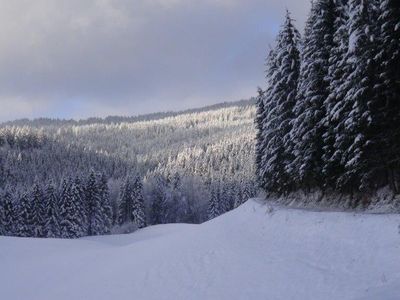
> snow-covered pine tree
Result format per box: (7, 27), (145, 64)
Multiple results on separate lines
(117, 177), (133, 225)
(255, 87), (266, 184)
(58, 178), (71, 238)
(73, 176), (88, 232)
(375, 0), (400, 191)
(338, 0), (379, 194)
(290, 0), (335, 191)
(259, 11), (301, 194)
(208, 183), (221, 219)
(90, 173), (112, 235)
(69, 179), (88, 237)
(132, 175), (146, 229)
(150, 176), (168, 225)
(15, 192), (33, 237)
(99, 173), (113, 230)
(170, 172), (183, 219)
(85, 171), (102, 235)
(219, 183), (230, 214)
(259, 48), (277, 190)
(30, 183), (45, 237)
(242, 180), (256, 202)
(0, 188), (17, 236)
(43, 182), (61, 238)
(59, 178), (87, 238)
(323, 0), (350, 189)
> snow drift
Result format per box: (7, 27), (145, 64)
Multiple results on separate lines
(1, 199), (399, 300)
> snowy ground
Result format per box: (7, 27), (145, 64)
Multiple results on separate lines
(1, 199), (400, 300)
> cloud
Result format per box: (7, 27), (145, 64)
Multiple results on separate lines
(0, 0), (310, 121)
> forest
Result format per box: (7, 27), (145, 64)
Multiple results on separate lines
(0, 101), (257, 237)
(256, 0), (400, 208)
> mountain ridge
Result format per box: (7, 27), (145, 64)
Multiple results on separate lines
(1, 98), (256, 127)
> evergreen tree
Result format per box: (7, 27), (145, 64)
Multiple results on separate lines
(70, 179), (88, 236)
(73, 176), (88, 232)
(15, 193), (33, 237)
(375, 0), (400, 191)
(117, 177), (134, 225)
(30, 183), (45, 237)
(323, 0), (350, 188)
(1, 189), (17, 235)
(339, 0), (379, 193)
(150, 176), (168, 225)
(43, 182), (61, 238)
(242, 181), (256, 201)
(259, 48), (277, 190)
(85, 171), (101, 235)
(99, 174), (113, 229)
(132, 175), (146, 228)
(91, 173), (112, 235)
(259, 11), (301, 194)
(58, 178), (71, 238)
(290, 0), (335, 190)
(255, 87), (266, 184)
(233, 184), (244, 208)
(59, 178), (87, 238)
(220, 182), (234, 213)
(208, 183), (221, 219)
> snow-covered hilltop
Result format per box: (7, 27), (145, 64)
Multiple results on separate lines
(1, 199), (399, 300)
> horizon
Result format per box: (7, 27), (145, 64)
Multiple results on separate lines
(1, 97), (255, 124)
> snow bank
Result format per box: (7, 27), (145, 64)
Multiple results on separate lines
(1, 199), (399, 300)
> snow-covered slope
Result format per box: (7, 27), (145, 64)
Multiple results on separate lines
(1, 199), (400, 300)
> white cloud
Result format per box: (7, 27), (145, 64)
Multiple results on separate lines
(0, 0), (310, 121)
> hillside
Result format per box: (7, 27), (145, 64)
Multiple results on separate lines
(0, 99), (257, 225)
(1, 199), (399, 300)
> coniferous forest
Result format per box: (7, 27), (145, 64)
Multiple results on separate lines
(256, 0), (400, 207)
(0, 102), (257, 238)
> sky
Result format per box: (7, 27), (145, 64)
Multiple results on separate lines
(0, 0), (310, 122)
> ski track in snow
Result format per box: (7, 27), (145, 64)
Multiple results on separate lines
(1, 199), (400, 300)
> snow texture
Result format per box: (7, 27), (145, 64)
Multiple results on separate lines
(1, 199), (399, 300)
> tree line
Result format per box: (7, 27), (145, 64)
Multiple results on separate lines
(256, 0), (400, 203)
(0, 172), (146, 238)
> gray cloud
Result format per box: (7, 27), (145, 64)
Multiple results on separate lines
(0, 0), (310, 121)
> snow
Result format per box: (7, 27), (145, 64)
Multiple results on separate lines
(1, 199), (400, 300)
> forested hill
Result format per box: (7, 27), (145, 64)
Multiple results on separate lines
(0, 99), (257, 238)
(1, 98), (255, 128)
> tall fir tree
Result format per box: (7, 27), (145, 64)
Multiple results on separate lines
(73, 176), (88, 232)
(43, 182), (61, 238)
(208, 183), (221, 219)
(323, 0), (350, 188)
(15, 193), (33, 237)
(375, 0), (400, 191)
(290, 0), (336, 190)
(132, 175), (146, 229)
(255, 87), (266, 184)
(30, 183), (45, 237)
(259, 11), (301, 194)
(117, 177), (134, 225)
(150, 176), (168, 225)
(85, 171), (101, 235)
(338, 0), (379, 194)
(259, 48), (277, 190)
(59, 178), (87, 238)
(91, 173), (112, 235)
(1, 189), (17, 236)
